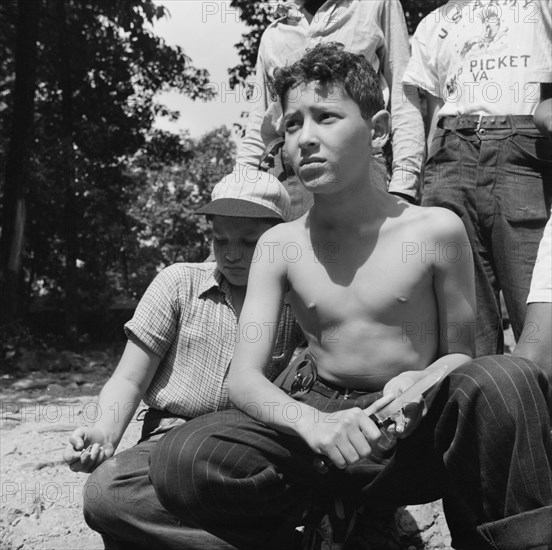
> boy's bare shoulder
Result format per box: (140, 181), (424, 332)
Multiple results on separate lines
(400, 204), (467, 241)
(258, 215), (307, 244)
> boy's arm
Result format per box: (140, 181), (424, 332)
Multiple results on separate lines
(431, 210), (476, 363)
(383, 210), (475, 436)
(228, 228), (388, 469)
(382, 0), (425, 202)
(64, 340), (160, 472)
(228, 228), (312, 430)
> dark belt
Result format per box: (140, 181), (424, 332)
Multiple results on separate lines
(438, 114), (536, 131)
(310, 378), (381, 400)
(137, 407), (189, 440)
(288, 353), (381, 400)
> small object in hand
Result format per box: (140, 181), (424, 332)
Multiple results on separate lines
(69, 444), (93, 465)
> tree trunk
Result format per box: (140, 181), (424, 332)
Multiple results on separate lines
(0, 0), (41, 326)
(57, 0), (79, 348)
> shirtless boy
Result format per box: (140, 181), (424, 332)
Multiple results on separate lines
(151, 44), (552, 550)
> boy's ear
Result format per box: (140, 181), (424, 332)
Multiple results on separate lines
(370, 110), (390, 149)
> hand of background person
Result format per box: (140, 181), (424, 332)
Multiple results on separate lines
(64, 426), (115, 473)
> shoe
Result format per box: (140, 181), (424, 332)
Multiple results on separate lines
(300, 498), (357, 550)
(344, 508), (402, 550)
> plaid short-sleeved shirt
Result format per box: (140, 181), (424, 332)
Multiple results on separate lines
(124, 262), (303, 418)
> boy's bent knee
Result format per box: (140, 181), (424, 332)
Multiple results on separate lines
(149, 424), (204, 517)
(452, 355), (550, 409)
(83, 459), (120, 528)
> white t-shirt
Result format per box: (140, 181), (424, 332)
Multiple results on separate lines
(527, 217), (552, 304)
(403, 0), (552, 117)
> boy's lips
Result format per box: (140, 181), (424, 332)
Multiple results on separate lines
(300, 156), (326, 166)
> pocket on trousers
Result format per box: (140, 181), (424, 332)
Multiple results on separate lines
(501, 135), (552, 224)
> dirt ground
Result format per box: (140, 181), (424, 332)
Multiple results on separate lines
(1, 348), (139, 550)
(0, 345), (459, 550)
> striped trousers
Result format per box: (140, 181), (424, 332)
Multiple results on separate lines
(150, 356), (552, 550)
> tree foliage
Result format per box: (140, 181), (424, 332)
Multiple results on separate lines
(122, 126), (236, 300)
(0, 0), (222, 339)
(228, 0), (448, 89)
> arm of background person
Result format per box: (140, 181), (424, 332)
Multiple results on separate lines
(534, 93), (552, 140)
(514, 211), (552, 380)
(235, 38), (272, 169)
(514, 303), (552, 381)
(425, 92), (445, 151)
(382, 0), (425, 203)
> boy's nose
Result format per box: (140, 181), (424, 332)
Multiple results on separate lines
(298, 121), (318, 149)
(224, 246), (242, 263)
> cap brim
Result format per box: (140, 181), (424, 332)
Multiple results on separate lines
(194, 198), (283, 220)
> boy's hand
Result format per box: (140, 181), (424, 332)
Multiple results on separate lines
(64, 427), (114, 473)
(381, 371), (426, 438)
(303, 394), (395, 470)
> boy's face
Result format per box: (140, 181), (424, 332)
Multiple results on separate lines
(282, 82), (386, 195)
(212, 215), (275, 287)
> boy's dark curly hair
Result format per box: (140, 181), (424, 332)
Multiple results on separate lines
(272, 42), (385, 120)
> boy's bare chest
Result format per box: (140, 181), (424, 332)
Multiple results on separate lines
(287, 237), (432, 321)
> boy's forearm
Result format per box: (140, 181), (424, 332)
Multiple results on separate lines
(91, 376), (144, 450)
(229, 368), (319, 439)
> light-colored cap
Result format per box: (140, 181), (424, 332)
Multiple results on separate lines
(195, 166), (291, 222)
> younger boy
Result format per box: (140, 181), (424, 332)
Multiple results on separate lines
(151, 44), (552, 550)
(63, 171), (302, 549)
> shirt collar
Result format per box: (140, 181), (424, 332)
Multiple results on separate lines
(198, 266), (233, 303)
(281, 0), (340, 23)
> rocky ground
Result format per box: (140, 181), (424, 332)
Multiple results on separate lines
(0, 346), (457, 550)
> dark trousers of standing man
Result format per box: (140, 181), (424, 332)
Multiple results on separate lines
(150, 355), (552, 550)
(422, 116), (552, 356)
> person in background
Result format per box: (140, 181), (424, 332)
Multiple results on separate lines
(237, 0), (424, 219)
(403, 0), (552, 356)
(64, 171), (303, 550)
(515, 5), (552, 381)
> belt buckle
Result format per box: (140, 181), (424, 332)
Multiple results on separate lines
(289, 359), (316, 397)
(476, 114), (484, 132)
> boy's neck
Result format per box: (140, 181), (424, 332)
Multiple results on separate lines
(301, 0), (327, 22)
(310, 181), (391, 230)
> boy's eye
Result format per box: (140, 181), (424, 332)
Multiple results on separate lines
(213, 237), (227, 244)
(285, 119), (301, 133)
(242, 240), (258, 247)
(320, 113), (338, 123)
